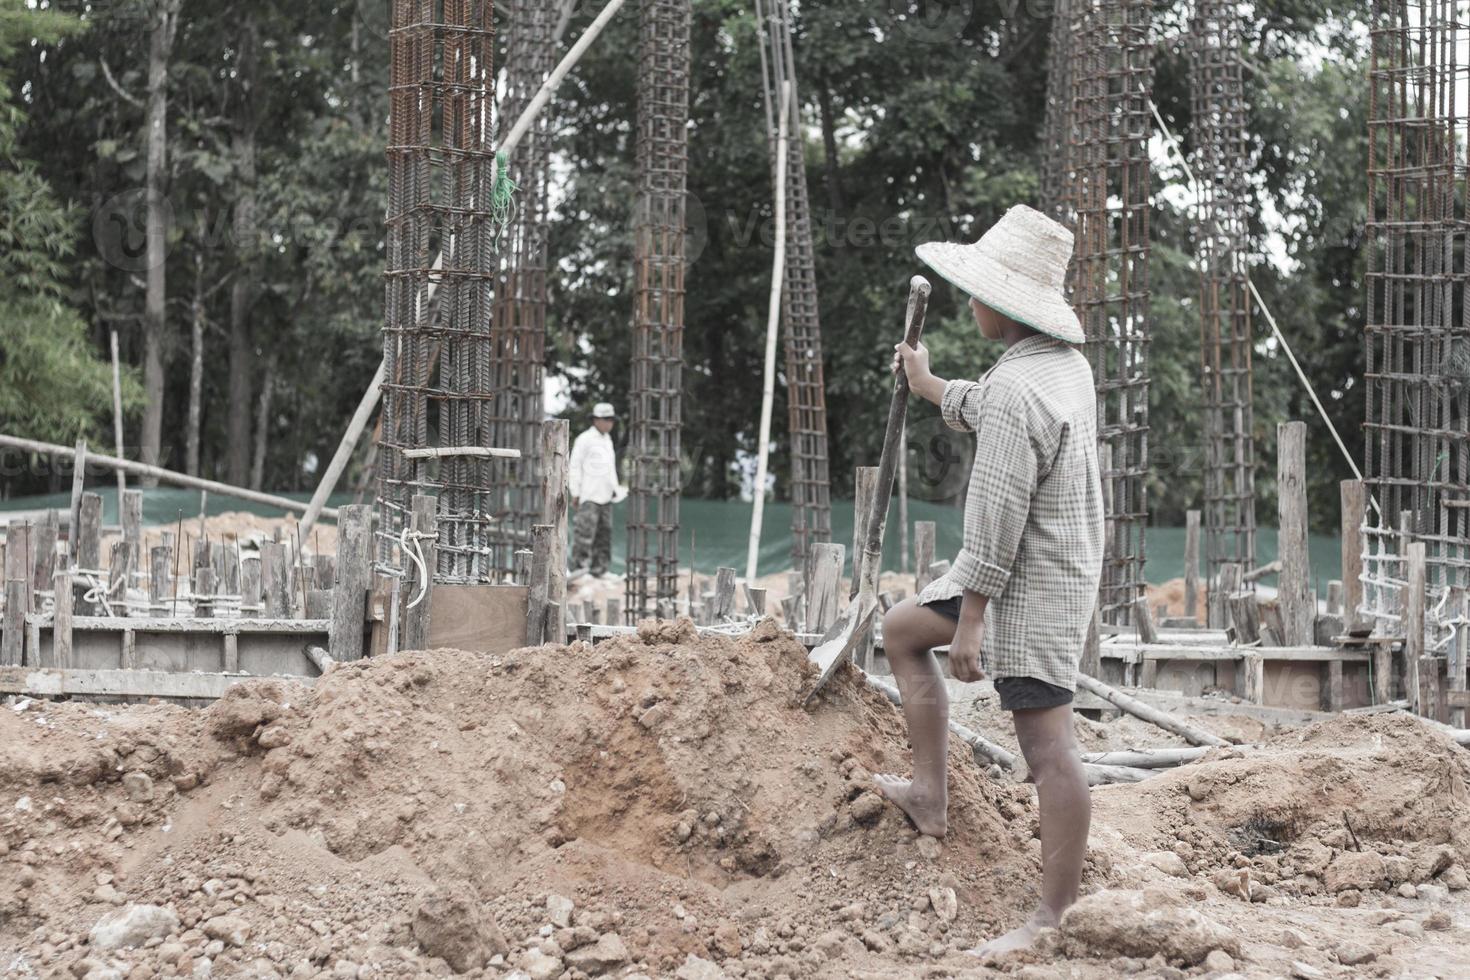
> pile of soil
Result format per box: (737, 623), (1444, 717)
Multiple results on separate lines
(3, 622), (1469, 979)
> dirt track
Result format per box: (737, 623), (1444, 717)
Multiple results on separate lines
(3, 620), (1468, 978)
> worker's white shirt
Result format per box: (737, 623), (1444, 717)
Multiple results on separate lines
(569, 426), (622, 504)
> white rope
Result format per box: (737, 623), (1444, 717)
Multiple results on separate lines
(1146, 98), (1381, 519)
(399, 527), (436, 610)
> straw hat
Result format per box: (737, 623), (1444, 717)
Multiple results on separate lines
(915, 204), (1083, 344)
(592, 402), (616, 419)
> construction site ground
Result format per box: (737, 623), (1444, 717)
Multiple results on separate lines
(3, 618), (1468, 980)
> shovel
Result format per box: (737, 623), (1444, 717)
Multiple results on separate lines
(803, 274), (930, 702)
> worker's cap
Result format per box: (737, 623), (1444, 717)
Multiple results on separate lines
(592, 402), (617, 419)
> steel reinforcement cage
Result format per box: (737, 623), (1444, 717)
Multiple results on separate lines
(1363, 0), (1470, 633)
(377, 0), (500, 583)
(624, 0), (692, 621)
(1190, 0), (1257, 626)
(1067, 0), (1154, 625)
(486, 0), (557, 579)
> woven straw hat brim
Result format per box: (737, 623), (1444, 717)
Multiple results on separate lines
(916, 241), (1084, 344)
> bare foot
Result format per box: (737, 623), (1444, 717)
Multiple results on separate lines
(871, 774), (947, 837)
(967, 907), (1060, 961)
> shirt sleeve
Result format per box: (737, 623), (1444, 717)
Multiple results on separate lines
(950, 386), (1041, 598)
(940, 379), (984, 432)
(568, 434), (585, 499)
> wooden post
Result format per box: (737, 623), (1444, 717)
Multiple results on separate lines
(745, 584), (766, 616)
(514, 549), (532, 586)
(1326, 580), (1343, 616)
(68, 437), (87, 563)
(109, 329), (127, 497)
(51, 571), (72, 668)
(4, 521), (31, 611)
(241, 556), (262, 615)
(1323, 659), (1344, 712)
(898, 420), (909, 575)
(121, 489), (143, 567)
(1449, 593), (1470, 728)
(1131, 596), (1158, 643)
(1184, 509), (1200, 623)
(1277, 421), (1312, 646)
(914, 521), (936, 594)
(2, 580), (24, 666)
(31, 511), (58, 597)
(527, 524), (553, 646)
(149, 546), (169, 615)
(108, 541), (133, 615)
(329, 504), (373, 660)
(261, 543), (290, 618)
(77, 492), (103, 570)
(713, 566), (737, 620)
(1372, 638), (1393, 705)
(1240, 652), (1265, 704)
(807, 543), (845, 632)
(194, 566), (216, 618)
(542, 420), (570, 645)
(851, 466), (879, 599)
(1227, 592), (1261, 645)
(401, 494), (438, 652)
(1405, 541), (1426, 713)
(607, 596), (622, 626)
(1340, 480), (1367, 630)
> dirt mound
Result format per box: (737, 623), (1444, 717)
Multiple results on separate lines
(1092, 713), (1470, 902)
(1, 619), (1044, 977)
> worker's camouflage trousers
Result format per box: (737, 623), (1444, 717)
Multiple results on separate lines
(572, 500), (613, 576)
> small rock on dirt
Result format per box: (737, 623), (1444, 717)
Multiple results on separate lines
(563, 933), (628, 975)
(916, 836), (942, 861)
(928, 886), (958, 924)
(850, 792), (883, 825)
(202, 915), (250, 947)
(1424, 910), (1452, 931)
(120, 772), (153, 802)
(411, 885), (507, 972)
(546, 893), (574, 928)
(89, 904), (179, 950)
(1060, 888), (1238, 966)
(1143, 851), (1189, 878)
(674, 954), (726, 980)
(1336, 943), (1377, 966)
(1203, 949), (1235, 972)
(1325, 851), (1386, 893)
(519, 949), (562, 980)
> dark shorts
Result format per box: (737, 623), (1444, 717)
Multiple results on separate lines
(920, 594), (1074, 711)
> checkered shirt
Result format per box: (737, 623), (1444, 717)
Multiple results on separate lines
(916, 334), (1104, 691)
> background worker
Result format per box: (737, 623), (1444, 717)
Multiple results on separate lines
(569, 401), (627, 580)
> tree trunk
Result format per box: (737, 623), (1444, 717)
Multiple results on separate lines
(225, 13), (259, 487)
(250, 356), (275, 492)
(185, 253), (204, 477)
(140, 0), (181, 482)
(816, 76), (844, 217)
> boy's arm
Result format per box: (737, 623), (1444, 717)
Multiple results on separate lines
(893, 341), (980, 432)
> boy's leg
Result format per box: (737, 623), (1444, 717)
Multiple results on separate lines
(591, 503), (612, 576)
(871, 597), (958, 837)
(973, 702), (1090, 958)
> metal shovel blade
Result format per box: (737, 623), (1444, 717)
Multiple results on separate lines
(801, 591), (878, 703)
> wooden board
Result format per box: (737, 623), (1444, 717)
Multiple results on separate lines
(0, 665), (315, 700)
(427, 584), (529, 656)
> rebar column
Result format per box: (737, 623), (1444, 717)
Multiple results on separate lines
(1067, 0), (1153, 625)
(754, 0), (833, 569)
(1363, 0), (1470, 631)
(624, 0), (691, 621)
(377, 0), (500, 583)
(1038, 0), (1075, 222)
(1190, 0), (1255, 627)
(486, 0), (556, 579)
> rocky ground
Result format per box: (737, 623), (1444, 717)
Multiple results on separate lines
(2, 619), (1468, 979)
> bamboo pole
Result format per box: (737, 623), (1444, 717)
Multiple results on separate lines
(0, 434), (328, 518)
(746, 81), (792, 583)
(1074, 674), (1231, 748)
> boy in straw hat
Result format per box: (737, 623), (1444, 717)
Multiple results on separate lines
(880, 205), (1104, 958)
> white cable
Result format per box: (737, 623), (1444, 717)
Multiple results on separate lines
(400, 527), (432, 610)
(1146, 98), (1381, 519)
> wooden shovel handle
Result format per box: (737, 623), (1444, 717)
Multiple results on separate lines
(861, 276), (931, 576)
